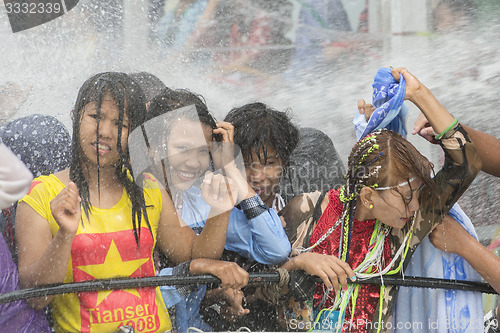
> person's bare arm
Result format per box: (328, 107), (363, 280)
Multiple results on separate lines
(393, 68), (456, 135)
(430, 215), (500, 294)
(155, 190), (196, 265)
(156, 173), (234, 264)
(16, 182), (81, 309)
(462, 124), (500, 177)
(412, 114), (500, 177)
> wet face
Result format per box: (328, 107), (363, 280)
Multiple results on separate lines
(79, 93), (129, 168)
(244, 148), (283, 207)
(164, 118), (212, 192)
(372, 177), (423, 229)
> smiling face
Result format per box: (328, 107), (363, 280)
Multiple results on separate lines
(79, 92), (129, 169)
(164, 117), (212, 192)
(244, 148), (283, 207)
(371, 177), (423, 229)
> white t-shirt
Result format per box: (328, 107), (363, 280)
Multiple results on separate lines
(0, 142), (33, 209)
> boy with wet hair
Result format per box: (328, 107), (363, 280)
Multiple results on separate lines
(224, 102), (300, 210)
(207, 102), (299, 331)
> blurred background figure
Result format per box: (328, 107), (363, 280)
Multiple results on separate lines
(206, 0), (294, 94)
(286, 0), (352, 76)
(279, 127), (345, 203)
(153, 0), (218, 64)
(129, 71), (170, 106)
(430, 0), (477, 33)
(0, 82), (32, 125)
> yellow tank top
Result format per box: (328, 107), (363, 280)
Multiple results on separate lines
(21, 174), (171, 333)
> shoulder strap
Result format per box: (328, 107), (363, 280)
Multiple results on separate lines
(303, 189), (329, 249)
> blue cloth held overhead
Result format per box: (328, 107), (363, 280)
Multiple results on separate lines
(354, 67), (409, 140)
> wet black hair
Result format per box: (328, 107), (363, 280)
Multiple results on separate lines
(224, 102), (299, 175)
(70, 71), (151, 246)
(146, 88), (220, 141)
(129, 72), (171, 104)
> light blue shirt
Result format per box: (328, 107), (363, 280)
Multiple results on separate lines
(181, 186), (291, 265)
(160, 186), (291, 333)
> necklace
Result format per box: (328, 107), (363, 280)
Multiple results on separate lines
(173, 191), (183, 214)
(309, 213), (416, 333)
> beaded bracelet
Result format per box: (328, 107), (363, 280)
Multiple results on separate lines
(435, 118), (459, 140)
(239, 195), (267, 219)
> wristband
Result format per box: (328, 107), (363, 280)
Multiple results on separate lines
(435, 118), (459, 140)
(172, 261), (195, 297)
(172, 260), (191, 276)
(239, 195), (267, 220)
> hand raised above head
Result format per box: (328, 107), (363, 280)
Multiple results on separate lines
(357, 98), (376, 122)
(50, 182), (81, 237)
(412, 112), (438, 144)
(391, 67), (425, 102)
(211, 121), (238, 171)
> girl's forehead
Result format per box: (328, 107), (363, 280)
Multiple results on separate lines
(168, 118), (211, 142)
(170, 117), (209, 132)
(249, 146), (279, 159)
(84, 92), (116, 108)
(83, 97), (129, 120)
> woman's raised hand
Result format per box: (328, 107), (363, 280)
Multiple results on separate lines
(412, 112), (439, 143)
(212, 121), (236, 169)
(212, 121), (251, 202)
(392, 66), (455, 135)
(357, 98), (376, 122)
(50, 182), (81, 236)
(213, 121), (235, 143)
(391, 67), (425, 102)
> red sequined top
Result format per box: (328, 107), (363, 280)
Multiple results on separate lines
(310, 189), (392, 333)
